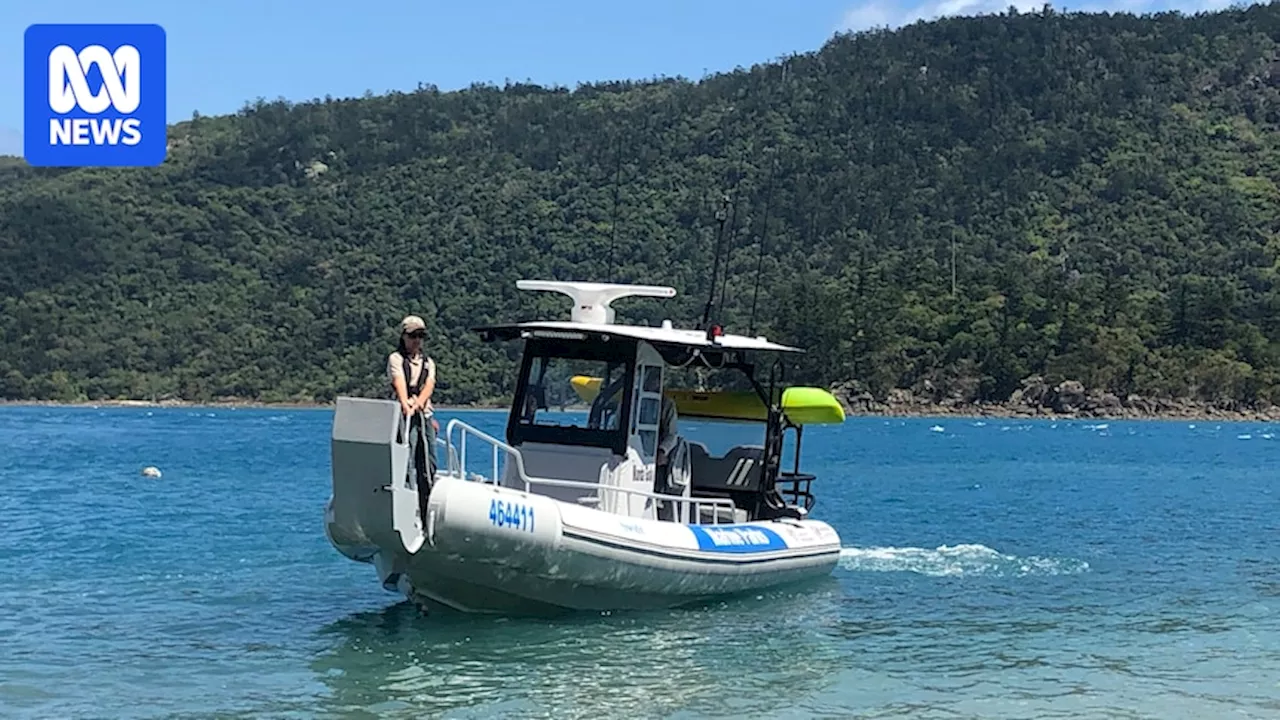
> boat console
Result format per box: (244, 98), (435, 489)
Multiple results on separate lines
(471, 280), (845, 524)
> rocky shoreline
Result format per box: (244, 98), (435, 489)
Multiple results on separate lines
(0, 398), (508, 411)
(831, 376), (1280, 422)
(7, 376), (1280, 422)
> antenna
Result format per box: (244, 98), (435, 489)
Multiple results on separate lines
(749, 154), (779, 336)
(517, 280), (675, 325)
(699, 194), (732, 330)
(716, 194), (741, 322)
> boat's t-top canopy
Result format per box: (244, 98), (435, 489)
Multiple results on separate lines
(471, 279), (842, 519)
(473, 280), (804, 356)
(473, 279), (844, 425)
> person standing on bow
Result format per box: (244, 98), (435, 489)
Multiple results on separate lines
(389, 315), (438, 498)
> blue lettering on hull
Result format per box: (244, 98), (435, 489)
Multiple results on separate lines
(489, 498), (535, 533)
(688, 524), (787, 553)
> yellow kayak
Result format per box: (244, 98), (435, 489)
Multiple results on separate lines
(568, 375), (845, 425)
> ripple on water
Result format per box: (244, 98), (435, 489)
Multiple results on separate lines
(837, 543), (1091, 577)
(2, 409), (1279, 719)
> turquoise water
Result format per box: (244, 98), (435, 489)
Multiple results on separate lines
(2, 406), (1278, 719)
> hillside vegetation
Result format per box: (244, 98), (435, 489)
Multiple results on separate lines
(4, 5), (1280, 411)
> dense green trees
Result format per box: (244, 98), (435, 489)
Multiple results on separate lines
(4, 5), (1280, 408)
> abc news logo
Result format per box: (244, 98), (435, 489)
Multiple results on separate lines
(48, 44), (143, 147)
(24, 24), (166, 167)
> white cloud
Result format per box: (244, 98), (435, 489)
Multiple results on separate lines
(838, 0), (1033, 31)
(839, 0), (1253, 33)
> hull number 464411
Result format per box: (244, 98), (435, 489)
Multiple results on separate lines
(489, 498), (534, 532)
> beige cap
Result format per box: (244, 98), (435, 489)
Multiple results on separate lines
(400, 315), (426, 334)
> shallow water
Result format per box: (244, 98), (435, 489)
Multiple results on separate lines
(1, 407), (1278, 718)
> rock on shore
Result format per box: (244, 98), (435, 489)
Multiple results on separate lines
(830, 375), (1280, 421)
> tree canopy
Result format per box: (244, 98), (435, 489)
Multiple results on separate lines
(4, 5), (1280, 409)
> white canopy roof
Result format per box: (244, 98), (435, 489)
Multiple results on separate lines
(491, 320), (803, 353)
(476, 279), (804, 354)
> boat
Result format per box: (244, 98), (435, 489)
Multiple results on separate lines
(323, 279), (847, 615)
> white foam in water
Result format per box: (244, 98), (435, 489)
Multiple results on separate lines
(837, 543), (1090, 577)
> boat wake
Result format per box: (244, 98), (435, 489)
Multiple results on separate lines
(837, 543), (1089, 577)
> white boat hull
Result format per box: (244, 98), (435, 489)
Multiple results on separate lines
(329, 473), (842, 615)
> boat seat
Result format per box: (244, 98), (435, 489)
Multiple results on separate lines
(688, 443), (765, 493)
(503, 442), (611, 504)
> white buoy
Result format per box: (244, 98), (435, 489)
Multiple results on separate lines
(141, 466), (162, 478)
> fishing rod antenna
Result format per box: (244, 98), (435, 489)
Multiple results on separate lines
(699, 192), (732, 331)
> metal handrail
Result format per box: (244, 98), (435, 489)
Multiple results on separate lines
(516, 476), (737, 524)
(445, 419), (518, 482)
(444, 418), (739, 525)
(434, 436), (457, 472)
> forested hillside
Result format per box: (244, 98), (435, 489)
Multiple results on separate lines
(5, 4), (1280, 409)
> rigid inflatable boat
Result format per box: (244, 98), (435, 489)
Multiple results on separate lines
(324, 280), (846, 615)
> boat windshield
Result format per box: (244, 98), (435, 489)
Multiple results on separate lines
(507, 337), (636, 454)
(520, 356), (627, 431)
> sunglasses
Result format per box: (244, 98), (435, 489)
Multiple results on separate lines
(405, 331), (426, 339)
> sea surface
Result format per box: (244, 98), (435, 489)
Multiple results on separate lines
(1, 406), (1278, 719)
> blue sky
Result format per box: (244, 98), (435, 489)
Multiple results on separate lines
(2, 0), (1245, 157)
